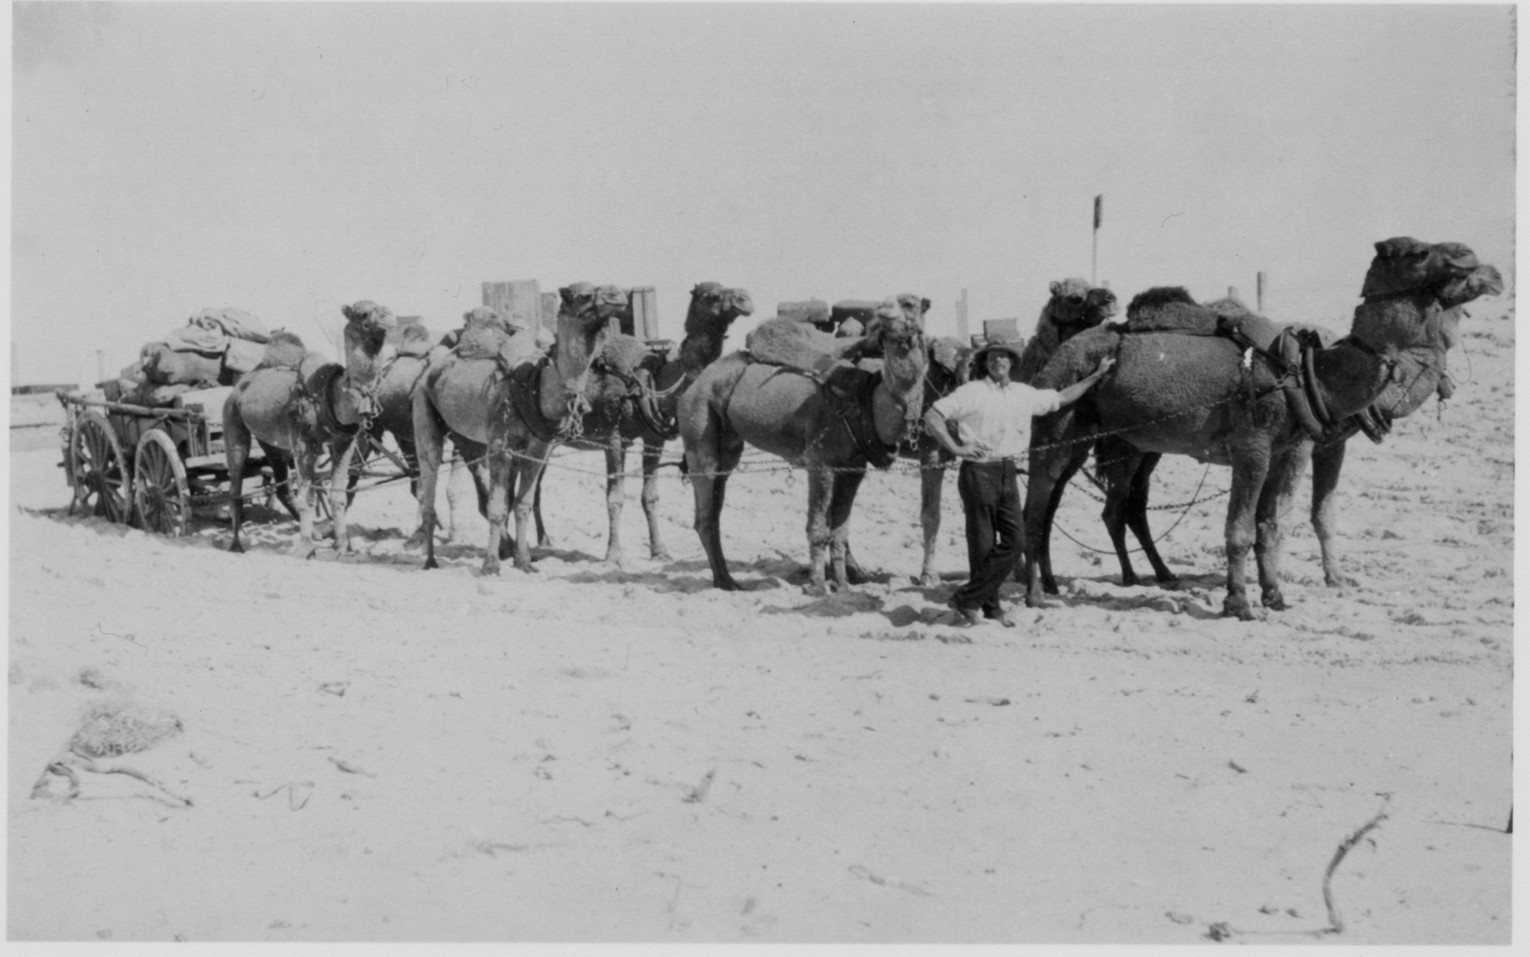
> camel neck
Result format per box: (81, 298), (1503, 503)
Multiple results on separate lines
(541, 322), (602, 420)
(1308, 340), (1397, 422)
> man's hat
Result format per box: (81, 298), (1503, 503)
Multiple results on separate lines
(973, 337), (1025, 366)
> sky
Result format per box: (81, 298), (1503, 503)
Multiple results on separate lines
(7, 1), (1518, 386)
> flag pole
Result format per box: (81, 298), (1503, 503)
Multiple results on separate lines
(1091, 194), (1102, 286)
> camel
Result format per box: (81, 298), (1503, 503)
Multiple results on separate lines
(678, 299), (928, 594)
(1075, 293), (1452, 592)
(366, 314), (558, 547)
(1022, 238), (1503, 619)
(223, 300), (396, 556)
(553, 282), (755, 566)
(411, 283), (625, 575)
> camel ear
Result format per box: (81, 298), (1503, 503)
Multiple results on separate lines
(921, 297), (932, 315)
(1049, 280), (1063, 296)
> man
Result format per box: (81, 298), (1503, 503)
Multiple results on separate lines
(923, 340), (1114, 627)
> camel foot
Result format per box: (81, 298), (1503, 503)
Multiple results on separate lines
(823, 562), (870, 586)
(1323, 571), (1357, 588)
(537, 536), (556, 549)
(1222, 597), (1259, 621)
(1261, 592), (1289, 611)
(228, 540), (246, 555)
(712, 576), (742, 592)
(513, 559), (537, 575)
(478, 560), (501, 577)
(1157, 574), (1183, 589)
(651, 549), (674, 563)
(422, 557), (439, 571)
(916, 571), (940, 587)
(801, 581), (831, 597)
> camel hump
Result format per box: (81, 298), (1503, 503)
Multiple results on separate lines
(1124, 287), (1211, 331)
(256, 331), (313, 370)
(744, 316), (863, 376)
(599, 332), (656, 376)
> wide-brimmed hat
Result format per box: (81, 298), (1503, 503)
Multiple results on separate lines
(973, 338), (1025, 366)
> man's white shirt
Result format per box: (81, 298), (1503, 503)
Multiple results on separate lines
(930, 377), (1064, 462)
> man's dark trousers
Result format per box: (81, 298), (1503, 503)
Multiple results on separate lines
(952, 458), (1025, 614)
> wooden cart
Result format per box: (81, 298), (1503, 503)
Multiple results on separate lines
(56, 385), (267, 536)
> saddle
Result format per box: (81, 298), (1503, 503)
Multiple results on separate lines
(1121, 289), (1376, 443)
(744, 316), (872, 378)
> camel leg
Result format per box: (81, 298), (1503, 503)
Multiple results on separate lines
(453, 438), (515, 560)
(506, 440), (552, 574)
(1254, 446), (1303, 611)
(262, 444), (300, 521)
(1221, 444), (1271, 620)
(394, 431), (421, 502)
(481, 436), (515, 576)
(687, 433), (743, 591)
(408, 390), (445, 567)
(328, 437), (359, 554)
(602, 441), (629, 566)
(916, 446), (947, 586)
(640, 440), (672, 561)
(1309, 438), (1352, 587)
(1027, 444), (1090, 600)
(1121, 451), (1179, 587)
(801, 466), (837, 597)
(224, 404), (252, 554)
(826, 468), (868, 592)
(1097, 439), (1145, 586)
(1097, 438), (1178, 588)
(532, 470), (552, 548)
(290, 445), (320, 561)
(343, 431), (370, 510)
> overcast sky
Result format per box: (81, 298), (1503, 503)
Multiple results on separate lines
(9, 1), (1517, 385)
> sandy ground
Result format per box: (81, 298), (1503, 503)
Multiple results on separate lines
(5, 305), (1514, 945)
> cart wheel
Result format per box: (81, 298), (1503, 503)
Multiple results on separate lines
(133, 429), (190, 536)
(68, 411), (133, 522)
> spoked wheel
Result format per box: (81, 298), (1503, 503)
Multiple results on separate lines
(133, 429), (190, 536)
(67, 411), (133, 522)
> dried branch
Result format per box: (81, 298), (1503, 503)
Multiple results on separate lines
(1321, 796), (1391, 934)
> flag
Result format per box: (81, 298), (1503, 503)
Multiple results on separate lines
(1093, 194), (1103, 231)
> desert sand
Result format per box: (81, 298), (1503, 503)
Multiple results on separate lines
(6, 303), (1513, 945)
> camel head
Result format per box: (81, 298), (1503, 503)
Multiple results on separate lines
(890, 292), (932, 329)
(688, 282), (756, 328)
(874, 298), (928, 435)
(1354, 238), (1503, 350)
(341, 300), (395, 361)
(553, 283), (622, 403)
(1045, 277), (1096, 330)
(1079, 286), (1119, 327)
(1360, 238), (1504, 307)
(680, 282), (756, 368)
